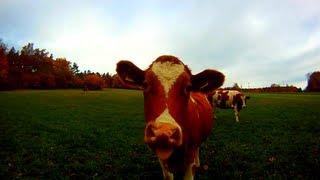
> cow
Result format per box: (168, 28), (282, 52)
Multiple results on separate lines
(211, 90), (250, 122)
(83, 85), (88, 94)
(116, 55), (224, 180)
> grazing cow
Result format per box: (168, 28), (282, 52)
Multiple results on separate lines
(211, 90), (250, 122)
(116, 55), (224, 180)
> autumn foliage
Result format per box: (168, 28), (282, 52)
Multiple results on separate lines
(0, 47), (9, 88)
(84, 74), (105, 90)
(0, 41), (127, 90)
(306, 71), (320, 92)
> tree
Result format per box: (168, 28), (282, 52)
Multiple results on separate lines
(306, 71), (320, 92)
(271, 83), (280, 88)
(0, 41), (116, 90)
(0, 46), (9, 89)
(84, 74), (105, 90)
(53, 58), (74, 88)
(232, 83), (241, 90)
(102, 72), (113, 88)
(112, 74), (123, 88)
(7, 47), (21, 88)
(21, 43), (35, 56)
(0, 39), (7, 50)
(71, 62), (79, 75)
(73, 76), (84, 88)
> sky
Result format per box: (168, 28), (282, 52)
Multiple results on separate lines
(1, 0), (320, 88)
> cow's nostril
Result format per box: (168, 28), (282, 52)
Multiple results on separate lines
(150, 137), (156, 142)
(169, 128), (182, 146)
(169, 138), (175, 144)
(171, 129), (180, 140)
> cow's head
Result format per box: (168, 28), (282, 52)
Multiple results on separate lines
(116, 55), (224, 160)
(234, 93), (250, 110)
(217, 91), (230, 108)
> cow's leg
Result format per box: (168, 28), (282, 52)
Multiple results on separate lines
(159, 160), (174, 180)
(184, 163), (195, 180)
(212, 103), (218, 119)
(234, 106), (239, 122)
(195, 147), (200, 167)
(184, 148), (199, 180)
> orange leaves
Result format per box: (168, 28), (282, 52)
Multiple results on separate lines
(84, 74), (105, 90)
(0, 48), (9, 85)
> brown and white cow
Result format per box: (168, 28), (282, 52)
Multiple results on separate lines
(116, 55), (224, 180)
(211, 90), (250, 122)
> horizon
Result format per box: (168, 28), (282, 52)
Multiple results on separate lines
(1, 0), (320, 88)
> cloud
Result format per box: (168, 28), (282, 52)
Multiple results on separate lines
(0, 0), (320, 88)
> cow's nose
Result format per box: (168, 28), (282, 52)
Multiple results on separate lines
(144, 122), (182, 147)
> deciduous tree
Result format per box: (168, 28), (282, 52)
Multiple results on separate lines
(53, 58), (74, 88)
(306, 71), (320, 92)
(84, 74), (105, 90)
(0, 46), (9, 89)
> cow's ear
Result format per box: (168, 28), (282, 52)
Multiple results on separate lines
(116, 60), (145, 88)
(191, 69), (225, 92)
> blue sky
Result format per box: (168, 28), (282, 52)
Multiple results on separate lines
(1, 0), (320, 88)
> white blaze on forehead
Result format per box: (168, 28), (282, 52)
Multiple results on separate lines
(151, 61), (185, 96)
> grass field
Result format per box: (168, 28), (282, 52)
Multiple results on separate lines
(0, 89), (319, 179)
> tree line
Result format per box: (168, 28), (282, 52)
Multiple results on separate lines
(226, 79), (320, 93)
(0, 40), (319, 91)
(0, 41), (128, 90)
(223, 83), (301, 93)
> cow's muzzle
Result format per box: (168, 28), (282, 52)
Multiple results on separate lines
(144, 122), (183, 160)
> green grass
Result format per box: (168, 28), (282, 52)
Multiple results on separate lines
(0, 89), (319, 179)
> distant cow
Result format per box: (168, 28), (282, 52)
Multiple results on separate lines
(211, 90), (250, 122)
(116, 55), (224, 179)
(83, 85), (88, 94)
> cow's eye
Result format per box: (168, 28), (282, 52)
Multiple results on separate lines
(183, 84), (192, 96)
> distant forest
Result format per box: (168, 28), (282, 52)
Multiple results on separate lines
(0, 40), (319, 91)
(0, 40), (127, 90)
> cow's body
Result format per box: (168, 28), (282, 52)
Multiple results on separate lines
(83, 85), (88, 94)
(211, 90), (249, 122)
(158, 92), (213, 177)
(116, 55), (225, 179)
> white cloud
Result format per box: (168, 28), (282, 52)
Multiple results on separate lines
(1, 0), (320, 89)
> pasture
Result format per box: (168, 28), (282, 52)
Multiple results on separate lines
(0, 89), (319, 179)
